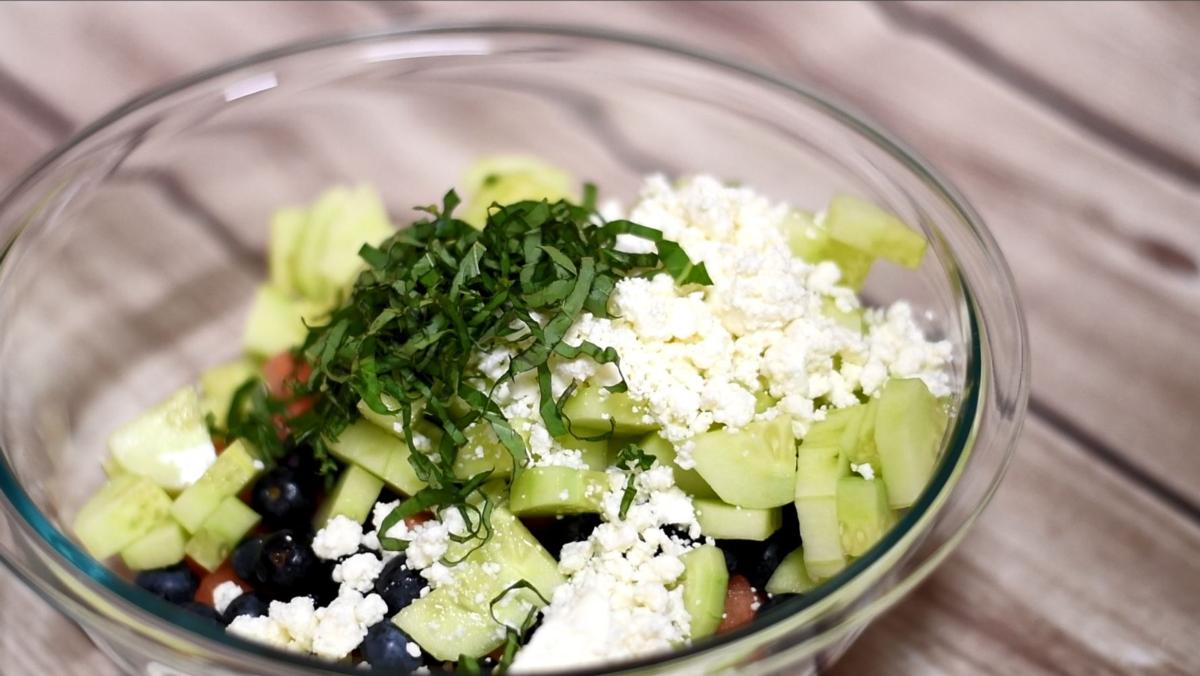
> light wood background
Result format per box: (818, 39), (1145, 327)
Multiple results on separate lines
(0, 2), (1197, 675)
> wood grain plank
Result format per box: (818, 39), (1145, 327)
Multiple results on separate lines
(884, 0), (1200, 185)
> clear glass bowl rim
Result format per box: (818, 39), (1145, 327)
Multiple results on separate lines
(0, 22), (1030, 676)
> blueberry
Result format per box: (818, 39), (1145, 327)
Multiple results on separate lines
(181, 601), (226, 625)
(527, 514), (601, 558)
(718, 511), (802, 591)
(251, 467), (316, 528)
(374, 556), (425, 615)
(231, 536), (264, 581)
(135, 563), (198, 605)
(254, 530), (324, 599)
(360, 621), (422, 671)
(223, 593), (269, 622)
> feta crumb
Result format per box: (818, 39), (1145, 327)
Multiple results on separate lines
(312, 515), (364, 560)
(333, 552), (385, 593)
(851, 462), (876, 481)
(406, 641), (422, 659)
(212, 580), (245, 616)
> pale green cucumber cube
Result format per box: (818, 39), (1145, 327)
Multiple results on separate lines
(326, 419), (426, 497)
(395, 507), (562, 661)
(102, 455), (128, 479)
(780, 210), (874, 290)
(874, 378), (947, 509)
(170, 440), (263, 533)
(680, 545), (728, 639)
(184, 496), (261, 571)
(839, 398), (881, 468)
(691, 415), (797, 509)
(107, 386), (216, 493)
(73, 475), (174, 560)
(199, 359), (257, 428)
(461, 155), (575, 228)
(802, 406), (863, 448)
(268, 206), (306, 296)
(765, 547), (817, 595)
(795, 445), (849, 500)
(313, 463), (385, 528)
(793, 497), (845, 581)
(694, 498), (782, 541)
(242, 285), (326, 358)
(826, 195), (927, 269)
(836, 476), (896, 557)
(564, 436), (609, 471)
(305, 185), (395, 306)
(120, 518), (187, 571)
(639, 433), (717, 499)
(509, 467), (608, 517)
(561, 384), (657, 436)
(454, 423), (515, 480)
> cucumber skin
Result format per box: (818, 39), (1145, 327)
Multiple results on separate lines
(874, 378), (946, 509)
(681, 545), (729, 639)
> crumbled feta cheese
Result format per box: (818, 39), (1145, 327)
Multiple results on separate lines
(312, 515), (364, 560)
(212, 580), (245, 616)
(333, 552), (385, 593)
(851, 462), (876, 481)
(406, 641), (423, 659)
(513, 462), (698, 671)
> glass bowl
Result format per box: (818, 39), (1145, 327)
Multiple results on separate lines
(0, 24), (1029, 676)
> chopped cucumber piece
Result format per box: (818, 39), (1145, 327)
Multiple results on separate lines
(836, 476), (896, 557)
(639, 433), (717, 499)
(874, 378), (947, 509)
(780, 210), (874, 290)
(564, 436), (609, 471)
(461, 155), (574, 228)
(803, 406), (863, 447)
(119, 519), (187, 571)
(268, 207), (306, 296)
(73, 475), (174, 560)
(102, 455), (128, 479)
(170, 440), (263, 533)
(691, 415), (796, 509)
(561, 384), (657, 436)
(839, 398), (881, 468)
(184, 496), (262, 572)
(822, 296), (863, 334)
(242, 285), (326, 358)
(454, 423), (514, 479)
(794, 444), (849, 580)
(765, 547), (816, 595)
(509, 467), (608, 517)
(199, 359), (257, 429)
(313, 463), (384, 528)
(680, 545), (728, 639)
(794, 498), (844, 581)
(826, 195), (927, 269)
(288, 186), (394, 306)
(106, 386), (216, 493)
(395, 507), (563, 661)
(693, 498), (782, 541)
(326, 419), (426, 497)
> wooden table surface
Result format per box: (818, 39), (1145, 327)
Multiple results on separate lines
(1, 2), (1197, 675)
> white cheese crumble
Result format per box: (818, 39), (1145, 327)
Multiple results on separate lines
(212, 580), (245, 616)
(333, 552), (385, 593)
(512, 466), (698, 672)
(312, 515), (364, 560)
(227, 589), (388, 660)
(851, 462), (876, 481)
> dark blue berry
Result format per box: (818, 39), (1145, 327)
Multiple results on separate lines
(527, 513), (601, 558)
(254, 530), (323, 599)
(181, 601), (226, 625)
(360, 621), (422, 671)
(223, 593), (269, 622)
(251, 467), (316, 528)
(719, 510), (801, 590)
(231, 536), (264, 581)
(135, 563), (198, 605)
(374, 556), (425, 615)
